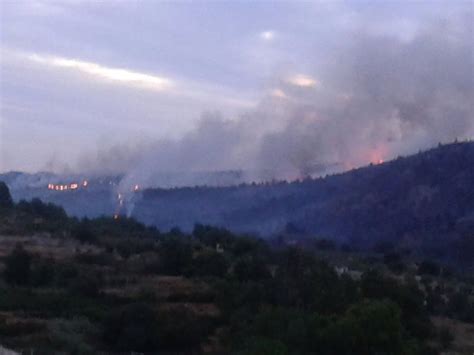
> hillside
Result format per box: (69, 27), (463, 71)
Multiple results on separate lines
(2, 142), (474, 263)
(135, 142), (474, 256)
(0, 187), (473, 354)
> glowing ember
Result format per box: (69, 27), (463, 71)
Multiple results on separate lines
(48, 181), (86, 192)
(368, 147), (387, 166)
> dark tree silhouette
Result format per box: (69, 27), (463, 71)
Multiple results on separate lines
(0, 181), (13, 209)
(4, 244), (31, 286)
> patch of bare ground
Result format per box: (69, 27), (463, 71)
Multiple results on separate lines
(104, 275), (213, 301)
(432, 316), (474, 355)
(159, 302), (220, 318)
(0, 312), (47, 350)
(0, 235), (102, 261)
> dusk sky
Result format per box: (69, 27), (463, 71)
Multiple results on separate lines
(0, 1), (472, 176)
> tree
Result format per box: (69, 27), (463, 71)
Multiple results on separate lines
(156, 306), (211, 350)
(4, 244), (31, 286)
(191, 250), (229, 277)
(0, 181), (13, 209)
(31, 258), (56, 287)
(69, 272), (101, 298)
(159, 236), (193, 275)
(308, 300), (404, 355)
(103, 303), (159, 352)
(418, 260), (440, 276)
(233, 255), (270, 282)
(72, 221), (97, 243)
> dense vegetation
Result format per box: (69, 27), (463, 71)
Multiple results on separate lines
(3, 142), (474, 271)
(0, 182), (473, 354)
(136, 142), (474, 266)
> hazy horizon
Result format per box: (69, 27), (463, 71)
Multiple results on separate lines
(1, 1), (473, 183)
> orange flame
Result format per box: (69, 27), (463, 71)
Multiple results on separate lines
(368, 148), (387, 165)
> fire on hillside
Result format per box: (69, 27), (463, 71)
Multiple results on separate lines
(47, 180), (88, 191)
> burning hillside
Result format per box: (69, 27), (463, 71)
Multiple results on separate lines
(47, 180), (88, 191)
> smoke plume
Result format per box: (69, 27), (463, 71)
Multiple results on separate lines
(83, 15), (473, 189)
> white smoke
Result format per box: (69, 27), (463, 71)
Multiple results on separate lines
(78, 14), (472, 191)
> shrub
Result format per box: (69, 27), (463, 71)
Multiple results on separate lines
(418, 260), (441, 276)
(69, 272), (101, 298)
(31, 258), (56, 287)
(191, 250), (229, 278)
(103, 303), (159, 352)
(72, 221), (97, 243)
(4, 244), (31, 286)
(438, 326), (454, 349)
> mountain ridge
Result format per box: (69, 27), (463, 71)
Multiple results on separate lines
(2, 142), (473, 260)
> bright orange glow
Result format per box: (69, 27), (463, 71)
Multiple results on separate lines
(48, 182), (85, 192)
(368, 147), (387, 165)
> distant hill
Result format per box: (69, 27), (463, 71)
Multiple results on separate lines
(2, 142), (474, 260)
(133, 142), (474, 257)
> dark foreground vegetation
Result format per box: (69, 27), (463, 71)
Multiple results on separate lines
(0, 182), (473, 354)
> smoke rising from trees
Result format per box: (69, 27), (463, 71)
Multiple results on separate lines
(80, 16), (473, 188)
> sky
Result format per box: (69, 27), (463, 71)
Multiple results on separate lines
(0, 0), (473, 178)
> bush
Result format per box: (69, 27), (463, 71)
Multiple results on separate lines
(55, 262), (79, 287)
(156, 306), (212, 350)
(233, 255), (270, 282)
(48, 317), (97, 354)
(31, 258), (56, 287)
(239, 337), (288, 355)
(17, 198), (67, 220)
(315, 238), (336, 251)
(4, 244), (31, 286)
(72, 221), (97, 243)
(418, 260), (441, 276)
(159, 236), (193, 275)
(191, 250), (229, 278)
(103, 303), (159, 352)
(69, 272), (101, 298)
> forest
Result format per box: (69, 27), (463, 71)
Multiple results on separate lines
(0, 181), (473, 354)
